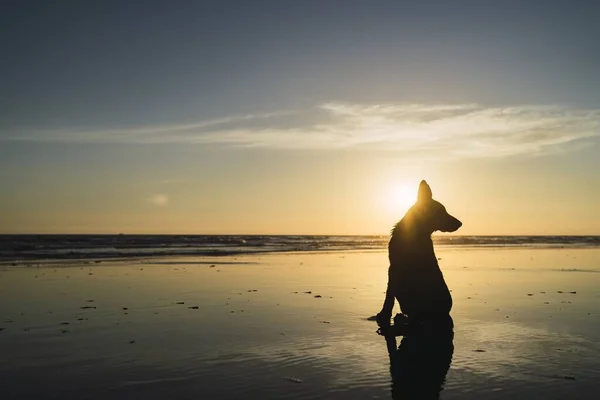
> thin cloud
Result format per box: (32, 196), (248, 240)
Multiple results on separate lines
(189, 103), (600, 158)
(5, 103), (599, 159)
(157, 179), (187, 185)
(5, 110), (296, 143)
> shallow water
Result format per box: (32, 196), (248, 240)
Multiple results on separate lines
(1, 248), (599, 399)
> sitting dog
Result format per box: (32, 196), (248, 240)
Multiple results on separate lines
(377, 180), (462, 328)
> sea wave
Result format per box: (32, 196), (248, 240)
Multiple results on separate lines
(0, 235), (598, 262)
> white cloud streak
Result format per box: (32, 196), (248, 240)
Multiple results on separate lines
(6, 103), (600, 159)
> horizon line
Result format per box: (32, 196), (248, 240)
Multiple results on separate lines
(1, 232), (599, 237)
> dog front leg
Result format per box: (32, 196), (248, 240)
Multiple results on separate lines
(377, 266), (395, 325)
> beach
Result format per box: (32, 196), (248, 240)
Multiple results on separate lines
(1, 246), (599, 399)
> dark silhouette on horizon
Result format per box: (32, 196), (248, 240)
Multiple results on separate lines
(385, 317), (454, 399)
(376, 180), (462, 326)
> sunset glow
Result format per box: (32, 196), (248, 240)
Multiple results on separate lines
(382, 183), (417, 220)
(0, 2), (598, 235)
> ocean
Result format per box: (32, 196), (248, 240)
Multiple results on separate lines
(1, 234), (599, 262)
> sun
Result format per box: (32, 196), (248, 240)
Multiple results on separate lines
(385, 184), (416, 218)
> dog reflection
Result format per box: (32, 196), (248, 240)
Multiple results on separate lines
(384, 321), (454, 399)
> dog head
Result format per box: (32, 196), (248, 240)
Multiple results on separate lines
(406, 180), (462, 234)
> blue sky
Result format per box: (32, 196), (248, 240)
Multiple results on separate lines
(1, 0), (599, 234)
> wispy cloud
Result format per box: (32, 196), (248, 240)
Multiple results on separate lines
(157, 179), (187, 185)
(148, 194), (168, 206)
(6, 103), (599, 159)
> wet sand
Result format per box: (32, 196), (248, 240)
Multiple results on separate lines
(1, 247), (599, 399)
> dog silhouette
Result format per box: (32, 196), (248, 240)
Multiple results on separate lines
(377, 180), (462, 326)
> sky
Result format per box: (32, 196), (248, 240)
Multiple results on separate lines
(1, 0), (599, 235)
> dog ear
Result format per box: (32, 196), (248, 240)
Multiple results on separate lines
(417, 180), (432, 203)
